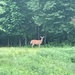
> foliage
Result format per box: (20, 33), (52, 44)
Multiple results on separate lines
(0, 0), (75, 46)
(0, 47), (75, 75)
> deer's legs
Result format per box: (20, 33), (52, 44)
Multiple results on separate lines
(32, 44), (34, 48)
(38, 44), (40, 48)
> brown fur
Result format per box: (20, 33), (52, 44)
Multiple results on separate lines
(30, 36), (44, 47)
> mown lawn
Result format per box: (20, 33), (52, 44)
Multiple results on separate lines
(0, 47), (75, 75)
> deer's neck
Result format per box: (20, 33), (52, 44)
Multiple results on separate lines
(41, 38), (43, 42)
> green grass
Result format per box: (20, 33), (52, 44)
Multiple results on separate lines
(0, 47), (75, 75)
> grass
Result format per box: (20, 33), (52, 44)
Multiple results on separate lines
(0, 47), (75, 75)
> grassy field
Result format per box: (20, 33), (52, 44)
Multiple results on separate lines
(0, 47), (75, 75)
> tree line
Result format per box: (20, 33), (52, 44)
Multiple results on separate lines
(0, 0), (75, 46)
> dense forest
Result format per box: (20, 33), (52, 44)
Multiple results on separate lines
(0, 0), (75, 46)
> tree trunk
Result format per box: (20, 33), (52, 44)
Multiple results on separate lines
(24, 37), (27, 46)
(38, 26), (40, 39)
(19, 37), (21, 47)
(44, 35), (46, 45)
(44, 32), (47, 45)
(10, 40), (13, 47)
(8, 37), (9, 47)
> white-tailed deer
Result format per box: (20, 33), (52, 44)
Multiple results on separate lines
(30, 36), (44, 47)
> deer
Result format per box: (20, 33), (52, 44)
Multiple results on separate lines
(30, 36), (44, 48)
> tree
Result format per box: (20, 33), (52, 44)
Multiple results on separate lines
(27, 0), (75, 44)
(0, 0), (75, 46)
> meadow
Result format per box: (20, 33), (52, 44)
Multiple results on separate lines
(0, 47), (75, 75)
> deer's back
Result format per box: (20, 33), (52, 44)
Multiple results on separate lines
(31, 40), (42, 45)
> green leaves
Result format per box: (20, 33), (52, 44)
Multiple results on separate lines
(0, 1), (6, 14)
(0, 1), (7, 6)
(27, 0), (40, 12)
(43, 1), (56, 11)
(32, 16), (43, 26)
(0, 0), (75, 45)
(0, 6), (5, 14)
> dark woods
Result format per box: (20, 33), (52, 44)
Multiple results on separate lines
(0, 0), (75, 46)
